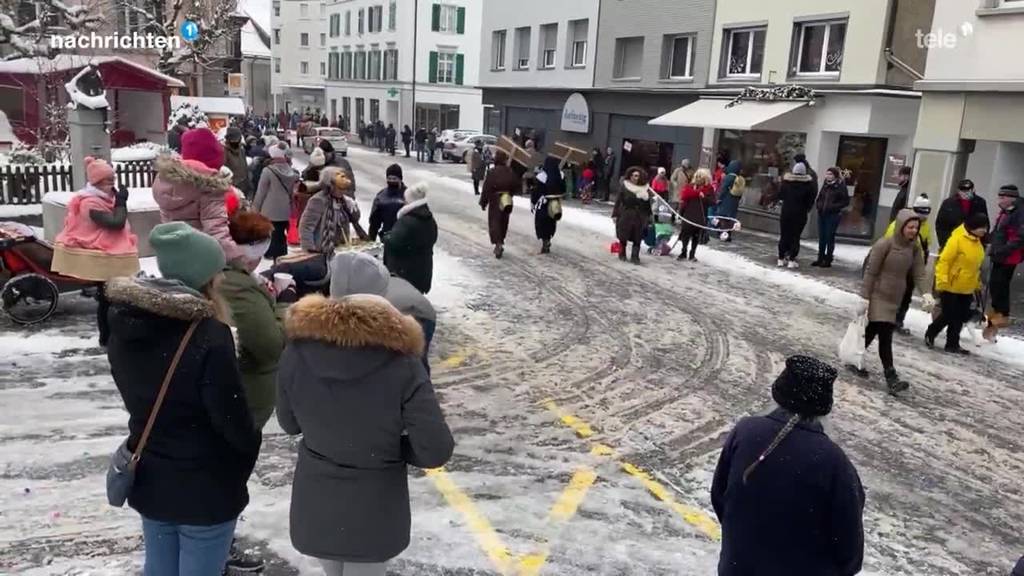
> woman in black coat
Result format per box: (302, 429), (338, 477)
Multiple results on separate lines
(105, 223), (260, 576)
(712, 356), (864, 576)
(401, 125), (413, 157)
(383, 182), (438, 293)
(813, 166), (851, 267)
(613, 166), (652, 265)
(531, 156), (564, 254)
(776, 162), (818, 268)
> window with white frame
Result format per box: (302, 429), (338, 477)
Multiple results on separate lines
(116, 0), (146, 35)
(274, 58), (281, 73)
(437, 50), (456, 83)
(329, 14), (338, 37)
(367, 5), (382, 33)
(613, 36), (644, 79)
(388, 0), (396, 30)
(662, 34), (695, 79)
(320, 32), (326, 47)
(300, 61), (309, 74)
(300, 32), (309, 47)
(299, 3), (308, 17)
(345, 10), (351, 35)
(320, 61), (326, 76)
(355, 49), (366, 79)
(368, 47), (382, 80)
(539, 23), (557, 69)
(342, 50), (353, 79)
(723, 27), (766, 77)
(492, 30), (507, 70)
(568, 19), (588, 68)
(358, 8), (364, 34)
(384, 46), (399, 80)
(514, 26), (531, 69)
(273, 28), (280, 44)
(438, 4), (457, 33)
(319, 3), (325, 17)
(793, 20), (846, 75)
(272, 0), (279, 16)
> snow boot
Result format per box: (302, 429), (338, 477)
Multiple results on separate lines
(945, 346), (971, 356)
(846, 364), (869, 379)
(494, 245), (504, 259)
(225, 543), (265, 573)
(618, 248), (627, 261)
(820, 256), (833, 269)
(630, 256), (641, 265)
(811, 258), (824, 267)
(983, 322), (999, 342)
(540, 240), (551, 254)
(884, 369), (909, 395)
(924, 333), (935, 348)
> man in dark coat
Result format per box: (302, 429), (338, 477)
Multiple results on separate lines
(426, 128), (438, 163)
(167, 117), (188, 152)
(385, 124), (397, 156)
(987, 184), (1024, 336)
(480, 149), (519, 258)
(369, 164), (407, 241)
(935, 179), (989, 250)
(712, 355), (865, 576)
(384, 182), (437, 293)
(222, 127), (252, 199)
(415, 127), (428, 162)
(888, 165), (913, 223)
(376, 121), (387, 152)
(777, 162), (818, 267)
(401, 125), (413, 157)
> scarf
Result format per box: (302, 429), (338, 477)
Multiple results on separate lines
(319, 196), (346, 254)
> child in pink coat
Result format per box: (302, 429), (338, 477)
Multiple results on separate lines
(52, 156), (140, 281)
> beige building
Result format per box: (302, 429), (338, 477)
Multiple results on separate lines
(911, 0), (1024, 223)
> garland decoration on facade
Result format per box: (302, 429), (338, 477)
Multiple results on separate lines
(725, 85), (817, 108)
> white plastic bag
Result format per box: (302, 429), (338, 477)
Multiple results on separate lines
(838, 314), (868, 370)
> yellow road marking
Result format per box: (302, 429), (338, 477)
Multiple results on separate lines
(425, 468), (514, 574)
(439, 352), (467, 369)
(541, 398), (594, 438)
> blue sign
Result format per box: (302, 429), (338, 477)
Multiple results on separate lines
(180, 20), (200, 42)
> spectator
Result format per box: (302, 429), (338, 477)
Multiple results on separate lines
(253, 142), (299, 260)
(935, 179), (989, 250)
(383, 182), (436, 293)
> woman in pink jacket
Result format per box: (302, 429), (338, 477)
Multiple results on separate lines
(152, 128), (242, 261)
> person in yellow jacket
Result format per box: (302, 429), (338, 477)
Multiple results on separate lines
(884, 194), (933, 332)
(925, 213), (990, 354)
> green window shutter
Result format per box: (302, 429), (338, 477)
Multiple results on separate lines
(428, 51), (438, 83)
(431, 4), (440, 31)
(456, 6), (465, 34)
(455, 53), (464, 85)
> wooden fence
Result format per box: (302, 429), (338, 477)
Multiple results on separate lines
(0, 161), (156, 205)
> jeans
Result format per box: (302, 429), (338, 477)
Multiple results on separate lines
(416, 143), (425, 162)
(320, 559), (387, 576)
(927, 292), (973, 350)
(989, 262), (1017, 316)
(404, 141), (411, 157)
(142, 517), (236, 576)
(818, 212), (843, 260)
(864, 321), (895, 373)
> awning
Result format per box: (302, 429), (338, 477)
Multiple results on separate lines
(649, 98), (809, 131)
(170, 95), (246, 116)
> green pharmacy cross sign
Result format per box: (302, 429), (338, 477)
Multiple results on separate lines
(387, 87), (399, 98)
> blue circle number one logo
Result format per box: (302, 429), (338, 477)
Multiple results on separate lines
(180, 20), (200, 42)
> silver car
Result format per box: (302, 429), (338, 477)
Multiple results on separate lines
(303, 127), (348, 156)
(444, 134), (497, 163)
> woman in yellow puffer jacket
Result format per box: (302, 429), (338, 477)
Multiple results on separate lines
(925, 213), (990, 354)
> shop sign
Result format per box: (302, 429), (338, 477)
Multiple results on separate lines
(227, 73), (244, 97)
(386, 87), (400, 101)
(883, 153), (907, 188)
(561, 92), (590, 133)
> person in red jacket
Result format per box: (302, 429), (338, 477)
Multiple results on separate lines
(986, 184), (1024, 339)
(677, 168), (716, 261)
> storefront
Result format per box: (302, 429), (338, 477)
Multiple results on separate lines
(650, 92), (920, 240)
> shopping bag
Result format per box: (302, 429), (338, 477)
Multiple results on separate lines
(610, 241), (621, 254)
(838, 314), (868, 370)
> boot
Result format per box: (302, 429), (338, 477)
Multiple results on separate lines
(982, 322), (999, 342)
(820, 256), (833, 268)
(846, 364), (869, 378)
(540, 240), (551, 254)
(811, 258), (823, 267)
(988, 310), (1011, 328)
(884, 369), (909, 395)
(618, 248), (627, 261)
(494, 244), (504, 259)
(225, 542), (265, 573)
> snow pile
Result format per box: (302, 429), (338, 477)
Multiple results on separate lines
(0, 204), (44, 218)
(42, 188), (158, 212)
(111, 142), (166, 163)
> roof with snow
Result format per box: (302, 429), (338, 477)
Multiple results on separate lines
(171, 95), (246, 116)
(241, 20), (271, 58)
(0, 55), (185, 88)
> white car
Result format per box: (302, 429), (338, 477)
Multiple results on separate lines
(444, 134), (498, 163)
(439, 128), (481, 148)
(303, 127), (348, 156)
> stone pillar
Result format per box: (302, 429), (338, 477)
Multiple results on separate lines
(67, 107), (110, 190)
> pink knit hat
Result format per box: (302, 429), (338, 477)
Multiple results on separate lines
(181, 128), (224, 171)
(84, 156), (115, 185)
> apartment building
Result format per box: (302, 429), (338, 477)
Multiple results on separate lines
(649, 0), (935, 238)
(271, 0), (328, 115)
(911, 0), (1024, 223)
(322, 0), (482, 133)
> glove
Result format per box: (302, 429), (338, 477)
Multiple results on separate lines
(115, 185), (129, 206)
(276, 286), (299, 304)
(921, 293), (936, 311)
(854, 298), (868, 316)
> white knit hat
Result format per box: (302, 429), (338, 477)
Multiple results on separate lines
(269, 142), (287, 159)
(405, 182), (428, 203)
(309, 147), (326, 167)
(912, 194), (931, 214)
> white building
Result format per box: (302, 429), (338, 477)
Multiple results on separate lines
(323, 0), (482, 132)
(271, 0), (328, 115)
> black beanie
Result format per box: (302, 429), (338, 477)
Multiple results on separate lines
(386, 163), (403, 180)
(966, 213), (990, 231)
(318, 139), (334, 154)
(771, 356), (837, 417)
(999, 184), (1020, 198)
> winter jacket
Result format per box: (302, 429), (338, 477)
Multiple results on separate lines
(679, 183), (714, 235)
(368, 185), (407, 241)
(712, 408), (864, 576)
(326, 155), (358, 198)
(385, 127), (397, 148)
(670, 167), (693, 197)
(152, 154), (242, 261)
(414, 129), (427, 145)
(299, 191), (361, 253)
(935, 194), (988, 250)
(861, 209), (928, 323)
(935, 224), (985, 295)
(220, 262), (286, 429)
(884, 218), (932, 258)
(778, 173), (817, 221)
(167, 125), (185, 152)
(469, 148), (486, 180)
(223, 142), (252, 197)
(650, 176), (670, 201)
(613, 181), (652, 242)
(104, 276), (260, 525)
(52, 186), (140, 280)
(384, 200), (438, 293)
(816, 180), (850, 215)
(277, 294), (453, 563)
(888, 181), (911, 223)
(991, 198), (1024, 266)
(401, 127), (412, 144)
(481, 164), (519, 245)
(254, 160), (298, 222)
(716, 160), (744, 219)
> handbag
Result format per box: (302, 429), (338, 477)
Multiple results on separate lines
(106, 320), (200, 507)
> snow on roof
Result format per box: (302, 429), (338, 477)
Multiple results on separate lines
(0, 55), (185, 88)
(0, 110), (17, 144)
(241, 20), (271, 58)
(238, 0), (270, 32)
(170, 95), (246, 116)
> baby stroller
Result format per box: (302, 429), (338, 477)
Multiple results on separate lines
(0, 222), (99, 325)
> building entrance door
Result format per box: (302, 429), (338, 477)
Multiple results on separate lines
(836, 135), (888, 239)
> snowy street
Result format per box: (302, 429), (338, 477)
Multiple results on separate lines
(2, 145), (1023, 575)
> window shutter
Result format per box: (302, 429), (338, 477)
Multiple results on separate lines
(456, 6), (465, 34)
(428, 51), (439, 83)
(431, 4), (440, 31)
(455, 53), (464, 85)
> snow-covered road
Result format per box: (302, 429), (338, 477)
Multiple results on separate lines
(2, 146), (1021, 575)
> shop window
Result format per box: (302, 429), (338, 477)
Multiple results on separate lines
(620, 139), (674, 178)
(492, 30), (507, 70)
(613, 36), (644, 79)
(539, 23), (558, 69)
(836, 136), (888, 239)
(515, 27), (531, 69)
(792, 20), (846, 76)
(568, 19), (588, 68)
(717, 129), (808, 215)
(416, 104), (461, 131)
(342, 97), (351, 122)
(661, 34), (695, 79)
(723, 27), (766, 78)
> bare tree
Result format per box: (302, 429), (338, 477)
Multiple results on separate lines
(0, 0), (103, 59)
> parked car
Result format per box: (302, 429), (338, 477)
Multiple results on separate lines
(439, 128), (481, 146)
(303, 127), (348, 156)
(444, 134), (498, 163)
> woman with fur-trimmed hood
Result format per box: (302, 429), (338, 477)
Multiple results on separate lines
(277, 288), (453, 575)
(152, 128), (242, 261)
(613, 166), (653, 265)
